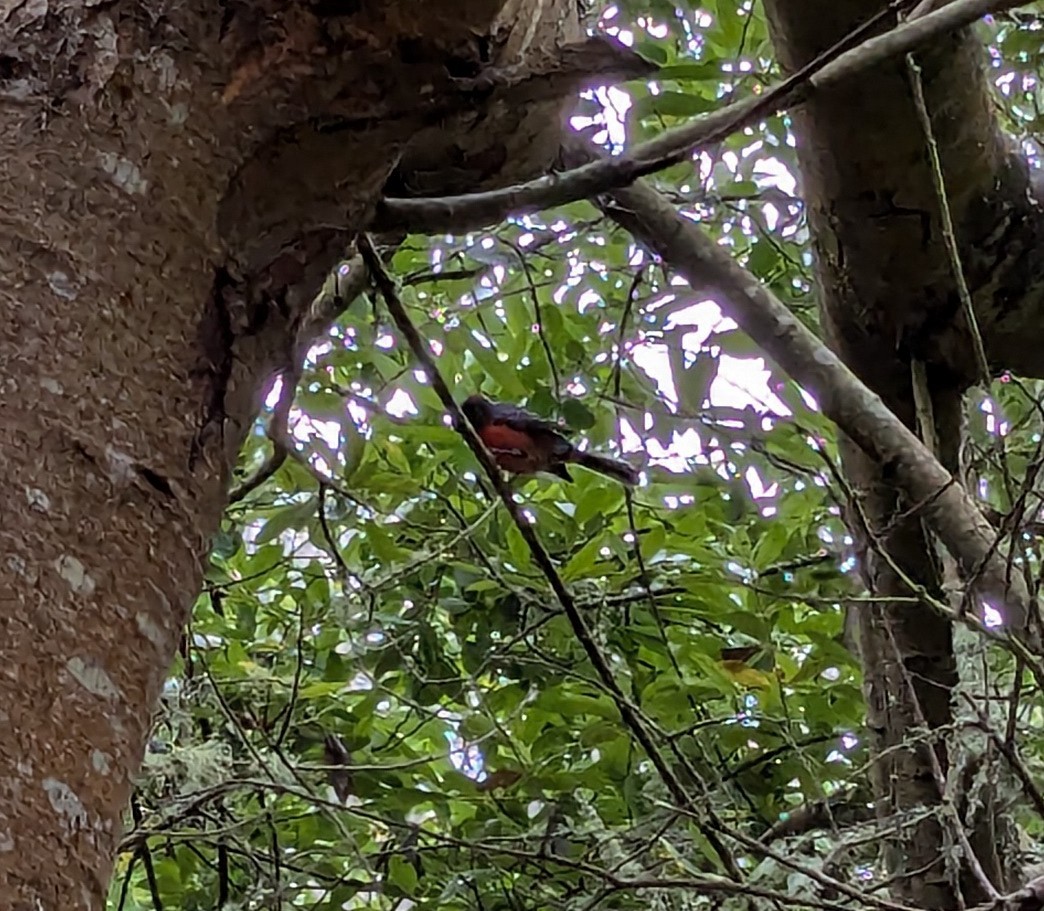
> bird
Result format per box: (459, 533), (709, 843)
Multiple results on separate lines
(457, 393), (639, 486)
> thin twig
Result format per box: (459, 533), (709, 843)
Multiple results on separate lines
(609, 284), (736, 807)
(962, 690), (1044, 821)
(881, 622), (1000, 901)
(131, 796), (164, 911)
(273, 598), (308, 748)
(502, 237), (562, 402)
(115, 851), (139, 911)
(680, 807), (923, 911)
(905, 54), (991, 387)
(124, 773), (895, 911)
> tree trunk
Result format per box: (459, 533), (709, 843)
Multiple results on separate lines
(0, 1), (649, 905)
(762, 0), (1034, 904)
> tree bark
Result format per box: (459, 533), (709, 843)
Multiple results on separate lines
(762, 0), (1030, 904)
(0, 0), (646, 905)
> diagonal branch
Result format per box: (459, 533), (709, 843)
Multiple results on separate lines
(373, 0), (1024, 236)
(558, 137), (1034, 635)
(355, 233), (742, 879)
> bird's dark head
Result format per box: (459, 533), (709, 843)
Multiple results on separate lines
(458, 394), (493, 429)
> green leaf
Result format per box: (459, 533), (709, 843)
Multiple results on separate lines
(633, 90), (717, 120)
(388, 855), (418, 894)
(678, 354), (717, 412)
(635, 40), (669, 66)
(460, 713), (494, 740)
(298, 389), (348, 424)
(562, 397), (596, 430)
(656, 62), (721, 82)
(254, 496), (316, 545)
(562, 536), (609, 580)
(505, 522), (532, 570)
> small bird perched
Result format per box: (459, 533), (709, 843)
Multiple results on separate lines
(458, 393), (639, 486)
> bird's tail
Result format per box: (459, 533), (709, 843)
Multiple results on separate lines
(573, 451), (639, 486)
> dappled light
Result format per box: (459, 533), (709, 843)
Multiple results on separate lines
(81, 1), (1044, 909)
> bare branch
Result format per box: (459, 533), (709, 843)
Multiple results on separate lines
(374, 0), (1025, 235)
(759, 790), (876, 843)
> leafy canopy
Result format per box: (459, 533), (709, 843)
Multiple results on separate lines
(111, 3), (1044, 910)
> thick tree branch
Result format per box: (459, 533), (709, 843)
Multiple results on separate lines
(374, 0), (1024, 235)
(295, 253), (370, 354)
(558, 138), (1033, 633)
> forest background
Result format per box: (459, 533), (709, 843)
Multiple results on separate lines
(2, 0), (1043, 909)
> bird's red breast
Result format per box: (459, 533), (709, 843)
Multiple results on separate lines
(477, 422), (544, 474)
(478, 422), (532, 453)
